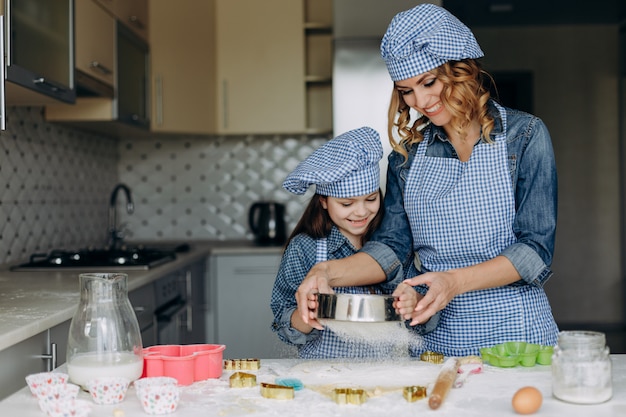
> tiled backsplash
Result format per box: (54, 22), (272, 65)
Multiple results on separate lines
(119, 134), (328, 242)
(0, 105), (329, 265)
(0, 107), (118, 265)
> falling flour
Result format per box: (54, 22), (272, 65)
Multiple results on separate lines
(320, 320), (424, 359)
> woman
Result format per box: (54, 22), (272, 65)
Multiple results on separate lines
(271, 127), (432, 359)
(295, 4), (559, 357)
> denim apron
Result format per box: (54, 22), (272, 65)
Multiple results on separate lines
(404, 103), (557, 356)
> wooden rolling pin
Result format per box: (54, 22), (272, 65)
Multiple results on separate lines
(429, 357), (460, 410)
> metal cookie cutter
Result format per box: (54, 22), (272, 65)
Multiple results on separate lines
(420, 351), (445, 364)
(260, 382), (295, 400)
(224, 358), (261, 370)
(403, 385), (427, 402)
(332, 388), (368, 405)
(229, 372), (257, 388)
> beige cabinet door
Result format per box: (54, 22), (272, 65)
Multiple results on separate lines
(214, 0), (306, 134)
(75, 0), (116, 89)
(149, 0), (216, 134)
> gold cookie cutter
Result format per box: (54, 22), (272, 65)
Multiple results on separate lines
(420, 351), (445, 364)
(260, 382), (294, 400)
(224, 358), (261, 370)
(403, 385), (427, 402)
(332, 388), (368, 405)
(229, 372), (257, 388)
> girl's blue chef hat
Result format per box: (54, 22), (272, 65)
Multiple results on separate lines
(283, 126), (383, 199)
(380, 3), (484, 82)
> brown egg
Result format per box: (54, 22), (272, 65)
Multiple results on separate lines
(512, 386), (543, 414)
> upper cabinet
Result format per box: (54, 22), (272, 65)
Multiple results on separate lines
(42, 0), (333, 137)
(213, 0), (306, 135)
(149, 0), (215, 134)
(74, 0), (115, 97)
(93, 0), (147, 41)
(1, 0), (76, 105)
(45, 8), (150, 136)
(151, 0), (329, 136)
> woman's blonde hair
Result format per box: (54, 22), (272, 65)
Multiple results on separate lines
(387, 59), (495, 161)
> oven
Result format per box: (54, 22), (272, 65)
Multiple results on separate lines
(153, 271), (190, 345)
(129, 282), (157, 347)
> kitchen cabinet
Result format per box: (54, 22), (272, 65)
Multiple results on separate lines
(148, 0), (215, 134)
(93, 0), (148, 41)
(0, 320), (70, 400)
(1, 0), (75, 106)
(213, 0), (306, 134)
(45, 20), (150, 136)
(150, 0), (317, 135)
(74, 0), (115, 97)
(208, 253), (297, 359)
(179, 258), (207, 345)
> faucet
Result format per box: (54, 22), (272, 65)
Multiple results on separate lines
(108, 183), (134, 249)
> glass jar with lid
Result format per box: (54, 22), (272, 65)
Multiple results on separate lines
(551, 330), (612, 404)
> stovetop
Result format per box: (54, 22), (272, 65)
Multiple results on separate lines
(10, 244), (188, 272)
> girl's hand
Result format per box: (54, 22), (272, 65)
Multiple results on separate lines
(296, 263), (334, 330)
(403, 270), (461, 325)
(392, 282), (421, 319)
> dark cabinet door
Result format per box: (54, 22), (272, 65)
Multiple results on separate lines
(6, 0), (75, 103)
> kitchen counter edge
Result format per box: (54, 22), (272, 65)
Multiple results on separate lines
(0, 241), (284, 353)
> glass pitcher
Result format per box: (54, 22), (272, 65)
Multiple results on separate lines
(66, 273), (144, 388)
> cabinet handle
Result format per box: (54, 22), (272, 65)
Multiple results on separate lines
(222, 80), (229, 129)
(36, 342), (58, 372)
(186, 305), (193, 332)
(185, 270), (193, 332)
(128, 15), (145, 30)
(90, 61), (112, 75)
(33, 78), (67, 93)
(0, 16), (6, 130)
(155, 75), (163, 126)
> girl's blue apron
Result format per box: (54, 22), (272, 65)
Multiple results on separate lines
(404, 103), (557, 356)
(297, 238), (398, 359)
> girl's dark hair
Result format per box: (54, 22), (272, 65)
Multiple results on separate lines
(285, 190), (384, 249)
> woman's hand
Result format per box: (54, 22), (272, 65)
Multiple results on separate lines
(295, 262), (334, 330)
(404, 256), (523, 324)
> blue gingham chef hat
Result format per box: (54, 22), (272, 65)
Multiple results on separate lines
(380, 3), (484, 81)
(283, 127), (383, 198)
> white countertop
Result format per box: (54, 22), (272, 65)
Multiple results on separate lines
(1, 356), (624, 417)
(0, 241), (282, 352)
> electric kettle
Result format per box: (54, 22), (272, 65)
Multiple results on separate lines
(248, 201), (287, 246)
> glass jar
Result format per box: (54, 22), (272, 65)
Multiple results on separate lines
(551, 330), (612, 404)
(66, 273), (144, 388)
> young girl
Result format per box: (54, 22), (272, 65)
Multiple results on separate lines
(270, 126), (432, 359)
